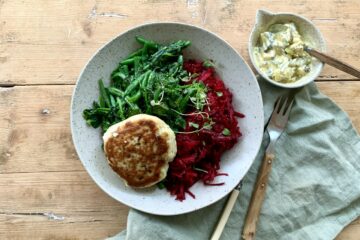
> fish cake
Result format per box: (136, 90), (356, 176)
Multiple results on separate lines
(103, 114), (177, 188)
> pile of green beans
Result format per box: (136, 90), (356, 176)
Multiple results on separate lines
(83, 37), (207, 132)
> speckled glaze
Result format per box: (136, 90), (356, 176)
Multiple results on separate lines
(70, 22), (264, 215)
(249, 10), (327, 88)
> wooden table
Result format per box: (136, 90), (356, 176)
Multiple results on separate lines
(0, 0), (359, 239)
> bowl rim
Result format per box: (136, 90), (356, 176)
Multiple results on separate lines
(70, 21), (264, 215)
(248, 10), (327, 89)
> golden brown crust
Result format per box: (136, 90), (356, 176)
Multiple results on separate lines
(104, 119), (170, 188)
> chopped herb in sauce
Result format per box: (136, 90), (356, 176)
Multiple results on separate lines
(254, 22), (313, 83)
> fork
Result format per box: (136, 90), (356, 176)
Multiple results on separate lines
(242, 96), (294, 240)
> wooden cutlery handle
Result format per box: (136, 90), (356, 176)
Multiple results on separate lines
(307, 48), (360, 78)
(211, 189), (240, 240)
(242, 152), (275, 240)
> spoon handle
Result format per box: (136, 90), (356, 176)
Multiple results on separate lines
(306, 48), (360, 78)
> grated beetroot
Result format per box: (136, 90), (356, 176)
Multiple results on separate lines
(164, 60), (244, 201)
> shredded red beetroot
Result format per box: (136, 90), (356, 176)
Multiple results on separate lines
(164, 60), (244, 201)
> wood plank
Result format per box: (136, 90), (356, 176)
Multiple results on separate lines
(1, 0), (360, 85)
(0, 171), (128, 240)
(0, 85), (83, 173)
(337, 224), (360, 240)
(317, 81), (360, 130)
(0, 81), (359, 239)
(321, 80), (360, 240)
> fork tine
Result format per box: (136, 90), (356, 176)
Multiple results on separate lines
(279, 97), (289, 115)
(284, 98), (294, 118)
(274, 96), (283, 113)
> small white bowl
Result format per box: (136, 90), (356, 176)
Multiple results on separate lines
(249, 10), (326, 88)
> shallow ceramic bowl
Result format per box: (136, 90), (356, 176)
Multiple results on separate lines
(71, 22), (264, 215)
(249, 10), (326, 88)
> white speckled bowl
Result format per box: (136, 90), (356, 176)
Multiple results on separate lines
(71, 22), (264, 215)
(249, 10), (326, 88)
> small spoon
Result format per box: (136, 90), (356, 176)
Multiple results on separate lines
(304, 46), (360, 78)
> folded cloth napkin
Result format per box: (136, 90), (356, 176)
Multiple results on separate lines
(109, 78), (360, 240)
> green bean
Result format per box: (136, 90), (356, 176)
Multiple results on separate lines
(108, 87), (124, 97)
(125, 70), (151, 96)
(149, 40), (191, 65)
(142, 43), (149, 57)
(83, 107), (109, 118)
(127, 91), (141, 103)
(143, 90), (151, 113)
(125, 97), (141, 116)
(141, 75), (148, 89)
(120, 58), (135, 65)
(121, 65), (129, 76)
(116, 97), (125, 120)
(109, 95), (116, 108)
(125, 96), (137, 108)
(136, 36), (158, 49)
(141, 71), (153, 113)
(124, 74), (143, 96)
(140, 70), (151, 89)
(98, 79), (110, 107)
(98, 95), (105, 108)
(154, 87), (162, 102)
(146, 71), (155, 89)
(126, 47), (144, 59)
(95, 108), (110, 114)
(134, 57), (141, 76)
(112, 71), (126, 80)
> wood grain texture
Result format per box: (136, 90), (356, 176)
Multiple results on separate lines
(243, 153), (275, 240)
(0, 82), (358, 239)
(211, 189), (240, 240)
(0, 0), (359, 239)
(0, 86), (82, 173)
(307, 48), (360, 78)
(1, 0), (360, 85)
(0, 171), (129, 239)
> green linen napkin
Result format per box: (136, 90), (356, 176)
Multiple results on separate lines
(109, 78), (360, 240)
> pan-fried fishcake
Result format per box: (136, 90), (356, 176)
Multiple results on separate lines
(103, 114), (177, 188)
